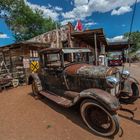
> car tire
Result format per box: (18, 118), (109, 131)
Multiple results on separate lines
(32, 81), (39, 96)
(119, 83), (139, 104)
(80, 99), (120, 137)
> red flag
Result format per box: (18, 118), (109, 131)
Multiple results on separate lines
(75, 20), (83, 31)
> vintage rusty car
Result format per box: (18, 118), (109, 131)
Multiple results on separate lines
(28, 48), (139, 137)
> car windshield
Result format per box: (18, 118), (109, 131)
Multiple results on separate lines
(44, 53), (61, 67)
(41, 48), (92, 68)
(108, 52), (122, 60)
(62, 48), (91, 65)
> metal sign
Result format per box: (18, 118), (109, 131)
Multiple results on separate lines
(30, 57), (40, 61)
(30, 61), (39, 72)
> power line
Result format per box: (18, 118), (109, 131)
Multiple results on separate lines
(129, 0), (137, 38)
(128, 0), (137, 67)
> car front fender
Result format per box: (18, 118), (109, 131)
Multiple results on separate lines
(73, 88), (121, 112)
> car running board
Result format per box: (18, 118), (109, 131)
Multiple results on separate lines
(40, 90), (73, 108)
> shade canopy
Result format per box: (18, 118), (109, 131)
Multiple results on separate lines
(40, 47), (91, 54)
(71, 28), (108, 47)
(107, 41), (131, 52)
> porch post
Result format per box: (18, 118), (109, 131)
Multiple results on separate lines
(128, 44), (131, 67)
(94, 33), (98, 65)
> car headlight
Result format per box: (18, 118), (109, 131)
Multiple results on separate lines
(106, 76), (119, 88)
(121, 70), (130, 79)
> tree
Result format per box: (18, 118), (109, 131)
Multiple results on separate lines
(0, 0), (58, 42)
(124, 31), (140, 52)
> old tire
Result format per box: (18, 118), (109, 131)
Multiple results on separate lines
(80, 99), (119, 137)
(119, 83), (139, 104)
(32, 81), (39, 96)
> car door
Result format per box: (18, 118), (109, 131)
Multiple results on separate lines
(39, 52), (64, 92)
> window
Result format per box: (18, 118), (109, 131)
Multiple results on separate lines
(44, 53), (61, 68)
(30, 50), (38, 58)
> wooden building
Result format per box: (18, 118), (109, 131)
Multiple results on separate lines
(0, 23), (108, 84)
(0, 42), (48, 83)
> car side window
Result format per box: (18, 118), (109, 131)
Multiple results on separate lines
(44, 53), (61, 68)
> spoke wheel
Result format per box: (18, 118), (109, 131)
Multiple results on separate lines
(80, 99), (119, 137)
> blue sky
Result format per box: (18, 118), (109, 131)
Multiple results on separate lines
(0, 0), (140, 46)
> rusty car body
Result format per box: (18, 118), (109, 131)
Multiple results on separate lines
(28, 48), (139, 137)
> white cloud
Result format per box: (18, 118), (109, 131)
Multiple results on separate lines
(62, 4), (90, 20)
(23, 0), (140, 25)
(48, 4), (52, 8)
(0, 33), (9, 39)
(24, 0), (61, 20)
(62, 0), (140, 20)
(70, 1), (73, 6)
(111, 6), (132, 15)
(54, 6), (63, 11)
(122, 24), (126, 27)
(85, 22), (98, 26)
(75, 0), (89, 6)
(107, 35), (128, 42)
(61, 19), (75, 25)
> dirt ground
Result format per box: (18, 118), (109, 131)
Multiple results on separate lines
(0, 63), (140, 140)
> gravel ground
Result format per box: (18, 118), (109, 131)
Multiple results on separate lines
(0, 63), (140, 140)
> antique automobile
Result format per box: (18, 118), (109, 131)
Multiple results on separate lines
(28, 48), (139, 137)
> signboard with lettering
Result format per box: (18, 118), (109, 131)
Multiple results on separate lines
(23, 58), (30, 68)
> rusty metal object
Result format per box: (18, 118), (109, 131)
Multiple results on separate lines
(120, 107), (134, 119)
(65, 63), (119, 78)
(0, 77), (12, 85)
(28, 73), (43, 91)
(28, 48), (124, 137)
(106, 67), (119, 76)
(0, 77), (13, 90)
(30, 47), (139, 106)
(64, 63), (90, 75)
(121, 80), (132, 93)
(40, 90), (72, 108)
(79, 88), (121, 111)
(119, 77), (139, 104)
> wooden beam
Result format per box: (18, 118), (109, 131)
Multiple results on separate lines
(94, 33), (98, 66)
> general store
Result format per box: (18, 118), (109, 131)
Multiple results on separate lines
(0, 22), (108, 84)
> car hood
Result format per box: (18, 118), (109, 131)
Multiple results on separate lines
(64, 63), (118, 78)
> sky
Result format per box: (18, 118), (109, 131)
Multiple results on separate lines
(0, 0), (140, 46)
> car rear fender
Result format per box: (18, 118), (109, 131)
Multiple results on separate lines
(28, 73), (43, 91)
(73, 88), (121, 112)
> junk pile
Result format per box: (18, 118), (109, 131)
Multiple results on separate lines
(0, 60), (19, 91)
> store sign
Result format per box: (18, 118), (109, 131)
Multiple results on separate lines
(23, 58), (30, 68)
(30, 57), (40, 61)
